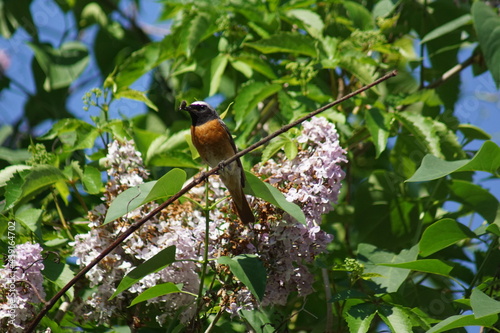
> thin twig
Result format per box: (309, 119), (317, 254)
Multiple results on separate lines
(25, 70), (397, 332)
(426, 54), (475, 89)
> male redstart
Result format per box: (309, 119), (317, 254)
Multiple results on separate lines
(181, 100), (255, 224)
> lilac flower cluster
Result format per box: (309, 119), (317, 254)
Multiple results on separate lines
(260, 116), (347, 225)
(254, 116), (347, 306)
(0, 243), (46, 332)
(72, 139), (210, 325)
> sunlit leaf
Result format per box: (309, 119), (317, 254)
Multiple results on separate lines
(245, 32), (317, 57)
(421, 14), (472, 44)
(129, 283), (185, 307)
(426, 314), (498, 333)
(419, 218), (476, 257)
(406, 141), (500, 182)
(472, 2), (500, 87)
(245, 172), (306, 224)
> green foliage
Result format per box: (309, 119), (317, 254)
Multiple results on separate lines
(1, 0), (500, 332)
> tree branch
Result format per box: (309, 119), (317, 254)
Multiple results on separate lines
(26, 70), (397, 332)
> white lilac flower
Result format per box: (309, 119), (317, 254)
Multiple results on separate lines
(0, 242), (45, 332)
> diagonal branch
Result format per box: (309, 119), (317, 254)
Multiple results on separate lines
(26, 70), (397, 332)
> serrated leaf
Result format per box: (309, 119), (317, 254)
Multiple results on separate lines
(82, 165), (102, 194)
(39, 118), (99, 151)
(110, 246), (176, 300)
(426, 314), (498, 333)
(177, 12), (212, 58)
(114, 88), (158, 111)
(365, 108), (392, 158)
(421, 14), (472, 44)
(129, 283), (184, 307)
(471, 288), (500, 319)
(245, 172), (306, 224)
(5, 165), (67, 210)
(233, 81), (281, 128)
(245, 32), (317, 57)
(218, 254), (267, 302)
(0, 165), (31, 187)
(419, 218), (476, 257)
(379, 259), (454, 277)
(472, 2), (500, 87)
(344, 1), (374, 30)
(406, 141), (500, 182)
(395, 112), (443, 158)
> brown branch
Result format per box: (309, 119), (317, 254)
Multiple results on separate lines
(25, 70), (397, 332)
(426, 54), (475, 89)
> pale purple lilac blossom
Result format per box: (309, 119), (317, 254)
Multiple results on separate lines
(0, 243), (45, 332)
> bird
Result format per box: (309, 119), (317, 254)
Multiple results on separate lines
(181, 100), (255, 224)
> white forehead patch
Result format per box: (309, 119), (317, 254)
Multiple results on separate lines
(191, 101), (210, 107)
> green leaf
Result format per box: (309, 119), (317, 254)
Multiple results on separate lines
(0, 147), (30, 164)
(330, 290), (369, 302)
(406, 141), (500, 182)
(0, 165), (31, 187)
(82, 165), (102, 195)
(365, 108), (392, 158)
(458, 124), (491, 141)
(449, 180), (499, 223)
(209, 54), (228, 96)
(419, 218), (476, 257)
(129, 283), (184, 307)
(110, 245), (176, 300)
(378, 259), (454, 277)
(177, 12), (213, 58)
(5, 165), (67, 210)
(15, 208), (43, 240)
(426, 314), (498, 333)
(345, 302), (377, 333)
(471, 288), (500, 319)
(245, 172), (306, 224)
(472, 2), (500, 87)
(233, 81), (281, 128)
(218, 254), (267, 302)
(379, 305), (412, 333)
(357, 244), (418, 293)
(110, 36), (175, 90)
(142, 168), (186, 204)
(28, 41), (89, 91)
(245, 32), (317, 57)
(39, 118), (99, 151)
(231, 54), (277, 80)
(395, 112), (443, 159)
(104, 181), (156, 224)
(286, 9), (324, 38)
(114, 88), (158, 112)
(344, 1), (374, 30)
(421, 14), (472, 44)
(43, 259), (75, 300)
(241, 309), (275, 333)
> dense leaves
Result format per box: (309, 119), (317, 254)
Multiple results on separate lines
(1, 0), (500, 332)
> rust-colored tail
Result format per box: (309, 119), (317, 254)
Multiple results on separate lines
(228, 185), (255, 224)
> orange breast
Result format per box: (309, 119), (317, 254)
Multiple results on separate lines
(191, 119), (236, 168)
